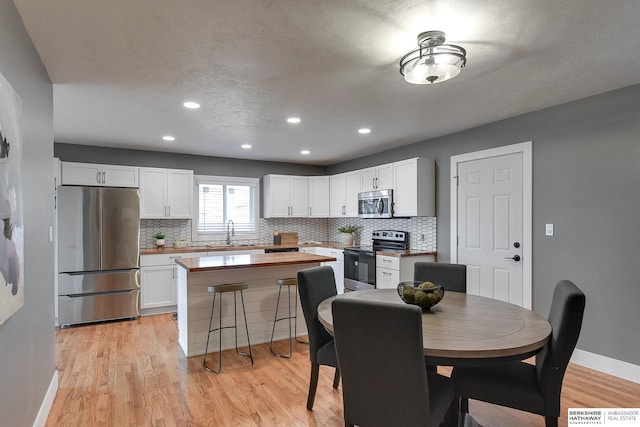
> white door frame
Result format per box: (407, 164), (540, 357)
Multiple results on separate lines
(450, 141), (533, 308)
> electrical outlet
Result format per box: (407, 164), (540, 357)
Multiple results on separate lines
(545, 224), (554, 236)
(421, 234), (425, 241)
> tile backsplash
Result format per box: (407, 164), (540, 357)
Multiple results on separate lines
(141, 216), (436, 252)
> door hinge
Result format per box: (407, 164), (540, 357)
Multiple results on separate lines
(454, 176), (459, 186)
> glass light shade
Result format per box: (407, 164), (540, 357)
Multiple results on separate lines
(403, 51), (464, 84)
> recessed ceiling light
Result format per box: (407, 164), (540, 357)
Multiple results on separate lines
(287, 117), (301, 124)
(358, 128), (371, 134)
(301, 150), (310, 155)
(162, 135), (175, 141)
(183, 101), (201, 109)
(241, 144), (252, 149)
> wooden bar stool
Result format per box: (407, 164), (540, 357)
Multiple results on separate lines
(203, 282), (253, 373)
(269, 277), (308, 358)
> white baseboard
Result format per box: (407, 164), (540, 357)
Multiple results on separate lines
(33, 370), (58, 427)
(571, 349), (640, 384)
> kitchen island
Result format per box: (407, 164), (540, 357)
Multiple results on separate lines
(175, 252), (336, 357)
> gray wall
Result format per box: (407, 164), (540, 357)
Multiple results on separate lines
(329, 84), (640, 366)
(54, 143), (327, 177)
(0, 1), (56, 425)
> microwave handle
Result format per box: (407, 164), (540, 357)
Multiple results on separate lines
(378, 198), (384, 214)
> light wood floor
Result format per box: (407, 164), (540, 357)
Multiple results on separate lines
(47, 314), (640, 426)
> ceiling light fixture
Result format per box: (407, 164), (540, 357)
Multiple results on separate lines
(301, 150), (310, 155)
(287, 117), (301, 124)
(183, 101), (201, 109)
(241, 144), (252, 149)
(162, 135), (175, 141)
(399, 31), (466, 84)
(358, 128), (371, 134)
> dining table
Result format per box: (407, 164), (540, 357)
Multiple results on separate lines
(317, 289), (552, 427)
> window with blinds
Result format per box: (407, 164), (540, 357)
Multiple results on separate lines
(193, 176), (259, 240)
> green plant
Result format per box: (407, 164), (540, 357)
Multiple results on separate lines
(153, 232), (166, 239)
(338, 225), (359, 234)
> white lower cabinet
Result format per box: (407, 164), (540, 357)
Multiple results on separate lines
(320, 247), (344, 294)
(140, 252), (203, 313)
(376, 254), (436, 289)
(299, 247), (344, 293)
(140, 265), (176, 309)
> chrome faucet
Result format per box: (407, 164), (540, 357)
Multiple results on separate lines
(226, 220), (235, 245)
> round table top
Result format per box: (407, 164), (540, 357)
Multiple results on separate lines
(317, 289), (552, 365)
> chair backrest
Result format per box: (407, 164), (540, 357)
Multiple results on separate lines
(332, 298), (432, 427)
(535, 279), (585, 415)
(414, 262), (467, 293)
(297, 266), (338, 364)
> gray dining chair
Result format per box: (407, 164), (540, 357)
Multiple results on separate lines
(332, 298), (456, 427)
(414, 262), (467, 293)
(296, 266), (341, 410)
(452, 279), (585, 427)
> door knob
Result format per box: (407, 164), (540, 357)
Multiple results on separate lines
(505, 255), (521, 262)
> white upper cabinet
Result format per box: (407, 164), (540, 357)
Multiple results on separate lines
(330, 170), (360, 217)
(392, 157), (435, 217)
(140, 167), (193, 219)
(61, 162), (139, 188)
(360, 162), (394, 192)
(263, 174), (309, 218)
(309, 176), (330, 218)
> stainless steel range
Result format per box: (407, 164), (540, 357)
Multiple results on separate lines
(343, 230), (409, 292)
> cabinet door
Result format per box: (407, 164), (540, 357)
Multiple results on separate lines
(376, 163), (394, 190)
(139, 167), (167, 218)
(167, 169), (193, 218)
(329, 174), (346, 217)
(289, 176), (309, 217)
(102, 165), (139, 188)
(360, 167), (377, 192)
(309, 176), (330, 217)
(140, 265), (176, 309)
(264, 175), (291, 217)
(393, 158), (435, 217)
(376, 267), (399, 289)
(344, 171), (361, 217)
(61, 162), (102, 186)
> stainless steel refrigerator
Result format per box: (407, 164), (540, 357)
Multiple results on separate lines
(57, 186), (140, 327)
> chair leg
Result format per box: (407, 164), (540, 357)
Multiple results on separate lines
(443, 397), (460, 427)
(307, 362), (320, 410)
(460, 397), (469, 414)
(203, 292), (223, 373)
(237, 290), (253, 364)
(333, 366), (340, 389)
(545, 416), (558, 427)
(294, 287), (308, 344)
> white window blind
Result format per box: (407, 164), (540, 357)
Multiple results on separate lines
(194, 176), (258, 239)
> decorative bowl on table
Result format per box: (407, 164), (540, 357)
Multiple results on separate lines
(397, 281), (445, 310)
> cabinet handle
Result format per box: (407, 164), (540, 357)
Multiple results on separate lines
(382, 271), (391, 276)
(309, 207), (312, 216)
(96, 171), (101, 184)
(168, 205), (171, 217)
(102, 171), (106, 183)
(382, 258), (392, 263)
(374, 177), (378, 189)
(169, 256), (182, 259)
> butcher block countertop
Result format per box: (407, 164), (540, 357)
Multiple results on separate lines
(174, 251), (336, 272)
(141, 242), (436, 258)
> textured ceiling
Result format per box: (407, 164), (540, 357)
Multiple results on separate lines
(14, 0), (640, 165)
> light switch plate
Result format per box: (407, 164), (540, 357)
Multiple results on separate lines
(545, 224), (554, 236)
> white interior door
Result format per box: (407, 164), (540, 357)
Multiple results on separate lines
(451, 142), (532, 308)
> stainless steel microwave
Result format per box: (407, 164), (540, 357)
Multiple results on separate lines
(358, 189), (393, 218)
